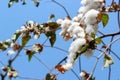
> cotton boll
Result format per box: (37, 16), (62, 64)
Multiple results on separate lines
(72, 16), (80, 22)
(85, 24), (98, 35)
(72, 26), (85, 39)
(67, 22), (80, 33)
(26, 20), (34, 27)
(88, 0), (105, 10)
(84, 9), (99, 25)
(69, 38), (86, 53)
(81, 0), (91, 5)
(62, 62), (73, 70)
(59, 19), (71, 37)
(84, 49), (93, 57)
(56, 19), (63, 24)
(78, 6), (90, 14)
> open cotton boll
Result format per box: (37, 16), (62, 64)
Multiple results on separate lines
(72, 26), (85, 39)
(85, 24), (98, 35)
(78, 6), (90, 14)
(69, 38), (86, 53)
(84, 9), (99, 25)
(81, 0), (92, 5)
(62, 62), (74, 70)
(56, 19), (63, 24)
(67, 22), (79, 31)
(72, 16), (80, 22)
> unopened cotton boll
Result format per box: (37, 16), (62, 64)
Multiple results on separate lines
(84, 9), (99, 25)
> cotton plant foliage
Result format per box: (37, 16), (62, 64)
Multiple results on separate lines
(56, 0), (106, 72)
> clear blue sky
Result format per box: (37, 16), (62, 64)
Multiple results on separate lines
(0, 0), (120, 80)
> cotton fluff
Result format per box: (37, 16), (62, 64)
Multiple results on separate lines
(85, 24), (98, 35)
(72, 26), (85, 39)
(59, 19), (71, 36)
(62, 62), (73, 70)
(62, 38), (86, 70)
(78, 6), (90, 14)
(56, 19), (63, 24)
(84, 9), (99, 25)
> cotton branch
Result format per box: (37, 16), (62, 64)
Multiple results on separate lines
(87, 37), (120, 80)
(99, 31), (120, 38)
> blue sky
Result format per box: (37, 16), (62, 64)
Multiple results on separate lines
(0, 0), (120, 80)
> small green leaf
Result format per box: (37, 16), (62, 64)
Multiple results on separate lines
(95, 38), (102, 44)
(90, 33), (95, 39)
(46, 73), (51, 80)
(49, 14), (55, 20)
(12, 33), (21, 42)
(26, 49), (35, 62)
(28, 53), (34, 62)
(75, 44), (89, 60)
(45, 32), (56, 47)
(22, 35), (31, 48)
(102, 14), (109, 27)
(103, 54), (114, 68)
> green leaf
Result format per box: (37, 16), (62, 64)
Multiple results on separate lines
(26, 49), (35, 62)
(95, 38), (102, 44)
(75, 44), (89, 60)
(48, 22), (59, 29)
(11, 33), (21, 42)
(90, 33), (95, 39)
(28, 53), (34, 62)
(102, 14), (109, 27)
(22, 35), (31, 48)
(103, 54), (114, 68)
(49, 14), (55, 20)
(45, 32), (56, 47)
(46, 73), (51, 80)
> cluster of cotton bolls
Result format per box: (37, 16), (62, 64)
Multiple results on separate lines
(56, 0), (105, 71)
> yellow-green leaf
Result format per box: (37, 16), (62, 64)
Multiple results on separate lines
(95, 38), (102, 44)
(22, 35), (31, 48)
(102, 14), (109, 27)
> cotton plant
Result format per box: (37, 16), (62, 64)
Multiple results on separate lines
(56, 0), (106, 73)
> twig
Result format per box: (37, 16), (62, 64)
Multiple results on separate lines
(43, 45), (68, 53)
(99, 31), (120, 38)
(87, 37), (120, 80)
(18, 76), (43, 80)
(33, 55), (50, 70)
(51, 0), (71, 18)
(71, 69), (81, 80)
